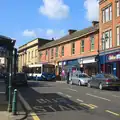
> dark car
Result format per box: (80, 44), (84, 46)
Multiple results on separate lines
(88, 73), (120, 90)
(12, 73), (28, 86)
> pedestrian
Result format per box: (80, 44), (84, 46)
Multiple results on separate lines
(67, 71), (69, 84)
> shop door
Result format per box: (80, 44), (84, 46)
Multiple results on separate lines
(107, 64), (112, 74)
(116, 62), (120, 78)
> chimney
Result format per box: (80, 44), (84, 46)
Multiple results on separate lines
(92, 21), (99, 26)
(68, 29), (77, 35)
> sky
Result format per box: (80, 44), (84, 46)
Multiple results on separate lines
(0, 0), (99, 48)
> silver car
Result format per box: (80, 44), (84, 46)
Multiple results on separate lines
(70, 72), (91, 86)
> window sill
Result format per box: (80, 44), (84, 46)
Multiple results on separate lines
(90, 50), (95, 52)
(102, 20), (112, 24)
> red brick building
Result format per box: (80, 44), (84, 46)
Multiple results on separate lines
(99, 0), (120, 78)
(39, 21), (99, 76)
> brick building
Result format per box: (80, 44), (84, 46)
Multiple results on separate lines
(39, 21), (99, 76)
(99, 0), (120, 78)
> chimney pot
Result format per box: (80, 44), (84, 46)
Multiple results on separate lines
(68, 29), (77, 35)
(92, 21), (99, 26)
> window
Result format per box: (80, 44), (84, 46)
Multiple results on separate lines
(116, 1), (120, 17)
(40, 51), (42, 60)
(31, 51), (33, 58)
(102, 30), (112, 50)
(90, 36), (94, 50)
(117, 26), (120, 46)
(55, 47), (58, 57)
(51, 48), (54, 59)
(35, 50), (37, 57)
(81, 40), (84, 53)
(46, 50), (48, 56)
(61, 46), (64, 56)
(102, 5), (112, 23)
(71, 42), (75, 54)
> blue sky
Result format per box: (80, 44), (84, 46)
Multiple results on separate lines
(0, 0), (99, 48)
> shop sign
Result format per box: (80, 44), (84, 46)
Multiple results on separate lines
(108, 53), (120, 61)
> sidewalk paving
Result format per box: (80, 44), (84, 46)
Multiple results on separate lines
(0, 79), (28, 120)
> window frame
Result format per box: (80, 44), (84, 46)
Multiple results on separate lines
(90, 36), (94, 51)
(61, 46), (64, 56)
(116, 26), (120, 46)
(71, 42), (75, 55)
(116, 0), (120, 17)
(81, 40), (84, 53)
(55, 47), (58, 57)
(51, 48), (54, 59)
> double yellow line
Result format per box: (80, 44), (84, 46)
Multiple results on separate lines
(105, 110), (120, 117)
(80, 103), (98, 109)
(30, 112), (40, 120)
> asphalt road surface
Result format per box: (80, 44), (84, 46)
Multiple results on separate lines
(18, 81), (120, 120)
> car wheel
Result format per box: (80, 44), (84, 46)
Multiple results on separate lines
(88, 83), (91, 88)
(78, 81), (81, 86)
(99, 83), (103, 90)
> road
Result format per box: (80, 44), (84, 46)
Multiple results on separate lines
(18, 81), (120, 120)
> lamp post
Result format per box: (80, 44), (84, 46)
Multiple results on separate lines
(80, 58), (83, 73)
(102, 33), (108, 73)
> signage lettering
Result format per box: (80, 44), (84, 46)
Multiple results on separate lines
(108, 54), (120, 61)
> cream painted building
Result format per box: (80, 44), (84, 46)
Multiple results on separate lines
(18, 38), (51, 72)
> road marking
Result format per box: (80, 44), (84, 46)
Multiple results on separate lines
(105, 110), (120, 116)
(80, 103), (94, 109)
(30, 112), (40, 120)
(0, 92), (5, 94)
(57, 92), (63, 95)
(86, 93), (111, 101)
(66, 94), (72, 98)
(89, 104), (98, 108)
(76, 99), (84, 102)
(65, 88), (78, 92)
(112, 95), (120, 98)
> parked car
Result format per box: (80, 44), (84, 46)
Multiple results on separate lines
(12, 72), (28, 86)
(88, 73), (120, 90)
(70, 71), (91, 86)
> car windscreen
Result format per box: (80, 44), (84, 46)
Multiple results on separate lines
(104, 74), (118, 79)
(79, 74), (90, 78)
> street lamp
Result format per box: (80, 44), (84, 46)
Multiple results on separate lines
(102, 33), (108, 73)
(80, 58), (83, 73)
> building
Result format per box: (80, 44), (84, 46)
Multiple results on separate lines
(99, 0), (120, 78)
(18, 38), (51, 72)
(39, 21), (99, 77)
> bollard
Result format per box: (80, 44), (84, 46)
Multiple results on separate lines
(12, 89), (17, 115)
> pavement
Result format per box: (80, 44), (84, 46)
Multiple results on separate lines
(0, 79), (27, 120)
(18, 80), (120, 120)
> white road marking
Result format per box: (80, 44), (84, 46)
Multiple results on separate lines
(112, 95), (120, 98)
(76, 99), (84, 102)
(0, 92), (5, 94)
(86, 93), (111, 101)
(66, 94), (72, 98)
(65, 88), (78, 92)
(57, 92), (63, 95)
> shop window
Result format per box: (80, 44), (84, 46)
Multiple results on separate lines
(102, 5), (112, 23)
(117, 26), (120, 46)
(102, 30), (112, 50)
(61, 46), (64, 56)
(90, 36), (94, 50)
(71, 42), (75, 54)
(116, 0), (120, 17)
(81, 40), (84, 53)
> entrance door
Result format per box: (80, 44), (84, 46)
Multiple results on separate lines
(107, 64), (112, 74)
(116, 62), (120, 78)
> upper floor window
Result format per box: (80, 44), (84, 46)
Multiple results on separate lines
(102, 30), (112, 50)
(117, 26), (120, 46)
(102, 5), (112, 23)
(40, 51), (42, 60)
(46, 50), (48, 56)
(81, 40), (84, 53)
(51, 48), (54, 59)
(35, 49), (37, 57)
(116, 0), (120, 17)
(90, 36), (94, 51)
(61, 46), (64, 56)
(55, 47), (58, 57)
(31, 51), (33, 58)
(71, 42), (75, 54)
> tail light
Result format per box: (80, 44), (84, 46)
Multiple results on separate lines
(105, 79), (111, 83)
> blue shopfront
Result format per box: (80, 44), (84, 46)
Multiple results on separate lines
(100, 52), (120, 78)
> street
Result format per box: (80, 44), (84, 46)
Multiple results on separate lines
(18, 81), (120, 120)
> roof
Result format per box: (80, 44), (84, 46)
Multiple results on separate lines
(39, 24), (99, 50)
(19, 37), (51, 49)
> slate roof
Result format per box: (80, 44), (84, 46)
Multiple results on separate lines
(39, 24), (99, 50)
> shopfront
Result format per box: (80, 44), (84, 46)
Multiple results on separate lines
(100, 52), (120, 78)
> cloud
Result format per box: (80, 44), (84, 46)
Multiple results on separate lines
(84, 0), (99, 21)
(22, 29), (37, 37)
(22, 28), (66, 39)
(39, 0), (69, 20)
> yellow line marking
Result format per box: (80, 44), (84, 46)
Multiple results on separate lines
(89, 104), (98, 108)
(30, 112), (40, 120)
(80, 103), (94, 109)
(105, 110), (120, 116)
